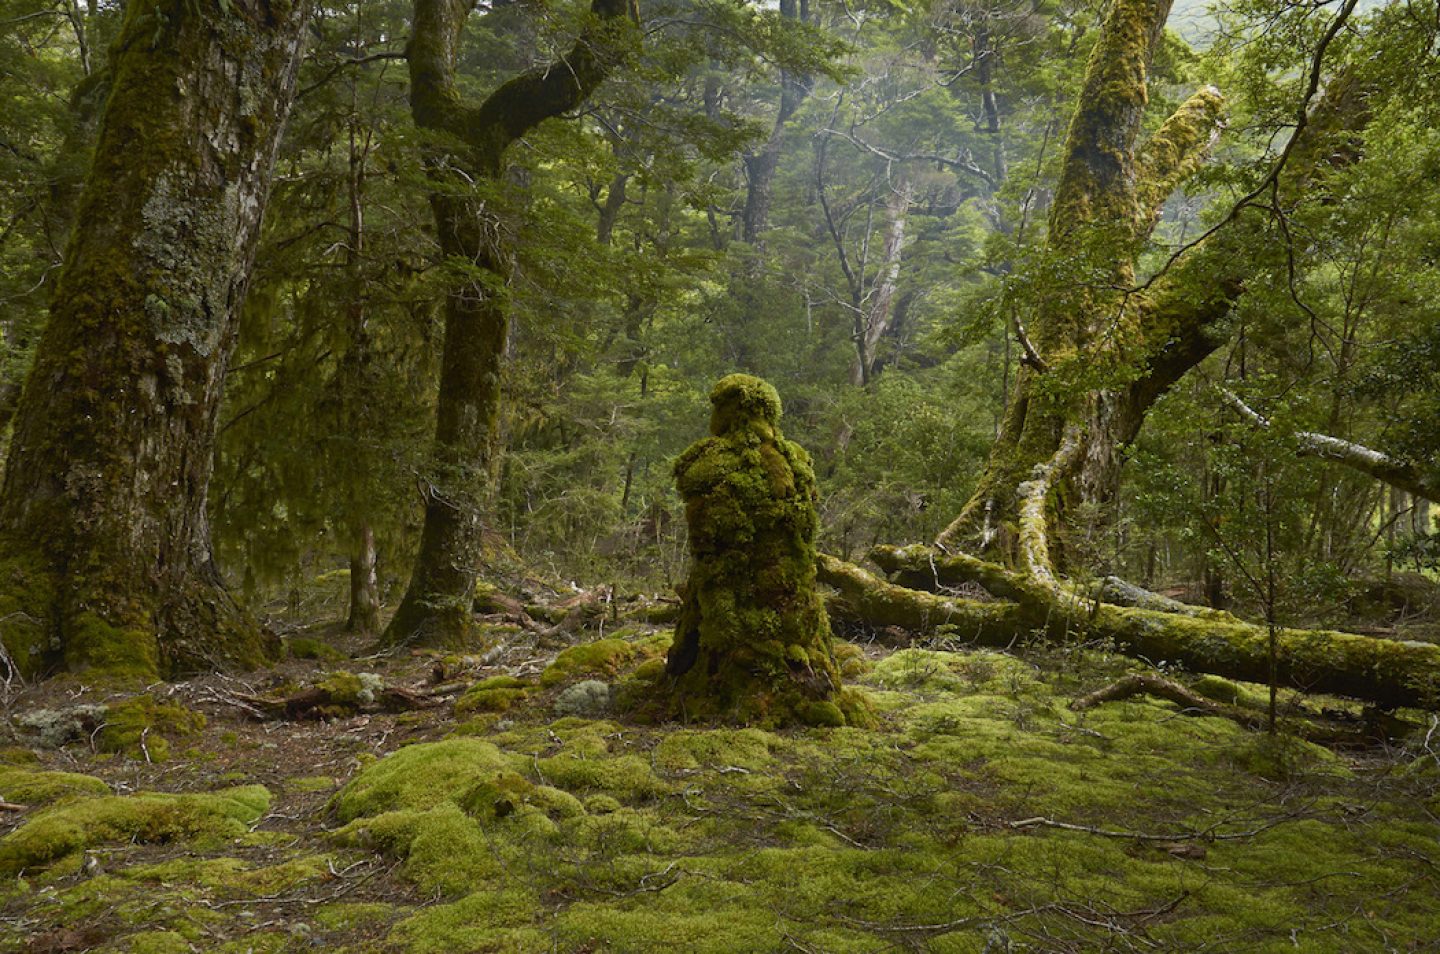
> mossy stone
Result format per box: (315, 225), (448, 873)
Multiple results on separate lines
(96, 695), (206, 762)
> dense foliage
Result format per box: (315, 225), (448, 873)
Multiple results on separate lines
(0, 0), (1435, 631)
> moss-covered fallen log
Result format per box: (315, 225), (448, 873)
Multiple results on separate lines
(871, 544), (1235, 621)
(825, 549), (1440, 710)
(817, 555), (1024, 643)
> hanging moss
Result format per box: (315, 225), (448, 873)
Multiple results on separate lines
(656, 375), (866, 727)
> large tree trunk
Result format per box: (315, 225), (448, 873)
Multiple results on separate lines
(0, 0), (310, 682)
(382, 0), (638, 648)
(935, 0), (1363, 566)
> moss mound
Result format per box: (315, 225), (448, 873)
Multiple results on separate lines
(0, 785), (269, 877)
(333, 737), (529, 822)
(96, 695), (206, 761)
(540, 639), (636, 687)
(0, 765), (109, 806)
(455, 675), (533, 715)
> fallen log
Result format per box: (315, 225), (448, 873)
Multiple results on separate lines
(818, 554), (1024, 642)
(820, 551), (1440, 710)
(872, 544), (1234, 620)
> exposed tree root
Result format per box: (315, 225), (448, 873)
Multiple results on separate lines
(1071, 672), (1418, 743)
(1071, 672), (1268, 728)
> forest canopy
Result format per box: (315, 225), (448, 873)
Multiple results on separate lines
(0, 0), (1438, 950)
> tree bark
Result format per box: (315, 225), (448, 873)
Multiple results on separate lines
(0, 0), (310, 681)
(347, 524), (382, 636)
(382, 0), (638, 648)
(850, 177), (912, 387)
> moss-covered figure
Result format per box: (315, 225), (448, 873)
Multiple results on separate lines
(661, 375), (858, 726)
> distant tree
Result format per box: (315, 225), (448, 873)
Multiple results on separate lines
(0, 0), (312, 680)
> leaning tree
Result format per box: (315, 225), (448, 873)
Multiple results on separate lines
(0, 0), (312, 682)
(820, 0), (1440, 710)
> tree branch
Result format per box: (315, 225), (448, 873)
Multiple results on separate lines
(1222, 389), (1439, 502)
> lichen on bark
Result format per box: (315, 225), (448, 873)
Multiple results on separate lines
(660, 375), (865, 727)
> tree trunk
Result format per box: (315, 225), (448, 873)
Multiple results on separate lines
(382, 0), (638, 648)
(850, 177), (912, 387)
(0, 0), (310, 682)
(347, 523), (382, 636)
(739, 0), (809, 246)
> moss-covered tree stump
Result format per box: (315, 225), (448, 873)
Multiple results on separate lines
(661, 375), (862, 726)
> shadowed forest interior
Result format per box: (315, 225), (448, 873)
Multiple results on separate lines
(0, 0), (1439, 950)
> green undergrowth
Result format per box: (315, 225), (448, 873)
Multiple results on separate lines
(0, 763), (110, 807)
(0, 785), (270, 879)
(2, 639), (1435, 952)
(326, 645), (1439, 952)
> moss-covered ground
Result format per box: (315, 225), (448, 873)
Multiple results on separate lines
(2, 620), (1437, 952)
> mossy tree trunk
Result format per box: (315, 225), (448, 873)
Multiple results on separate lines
(663, 375), (864, 727)
(381, 0), (639, 648)
(0, 0), (311, 681)
(816, 0), (1438, 713)
(935, 0), (1365, 570)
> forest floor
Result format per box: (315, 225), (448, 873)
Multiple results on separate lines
(2, 609), (1439, 953)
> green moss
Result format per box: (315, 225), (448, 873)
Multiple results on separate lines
(540, 638), (636, 687)
(120, 854), (334, 897)
(66, 610), (160, 683)
(652, 728), (779, 774)
(121, 930), (193, 954)
(285, 775), (337, 794)
(0, 747), (40, 766)
(1191, 674), (1269, 709)
(535, 752), (669, 802)
(316, 670), (385, 709)
(96, 695), (205, 762)
(0, 766), (109, 806)
(333, 738), (527, 822)
(284, 635), (347, 662)
(334, 803), (504, 895)
(313, 901), (398, 931)
(387, 887), (545, 953)
(454, 677), (530, 715)
(799, 700), (845, 727)
(0, 552), (59, 678)
(0, 785), (269, 877)
(659, 375), (854, 726)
